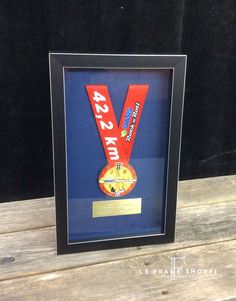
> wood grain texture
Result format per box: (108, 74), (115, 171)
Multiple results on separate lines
(0, 176), (235, 301)
(0, 175), (235, 234)
(0, 197), (55, 234)
(177, 175), (236, 207)
(0, 240), (235, 301)
(0, 200), (235, 282)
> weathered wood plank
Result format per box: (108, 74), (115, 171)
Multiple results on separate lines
(0, 197), (55, 235)
(0, 175), (235, 234)
(0, 201), (235, 281)
(178, 175), (236, 208)
(0, 240), (235, 301)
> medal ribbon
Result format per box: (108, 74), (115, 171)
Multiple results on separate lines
(86, 85), (149, 165)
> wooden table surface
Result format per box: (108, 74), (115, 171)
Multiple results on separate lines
(0, 175), (236, 301)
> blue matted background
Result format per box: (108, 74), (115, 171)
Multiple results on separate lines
(64, 69), (172, 243)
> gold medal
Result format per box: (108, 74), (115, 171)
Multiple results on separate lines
(99, 163), (137, 197)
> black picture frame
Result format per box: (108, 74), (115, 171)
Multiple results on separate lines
(49, 53), (187, 254)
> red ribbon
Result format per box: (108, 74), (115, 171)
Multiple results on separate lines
(86, 85), (149, 165)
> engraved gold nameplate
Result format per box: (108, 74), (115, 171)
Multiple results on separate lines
(93, 198), (142, 218)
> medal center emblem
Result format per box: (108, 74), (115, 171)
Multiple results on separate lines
(99, 163), (137, 197)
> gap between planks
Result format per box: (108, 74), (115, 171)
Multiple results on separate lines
(0, 240), (235, 301)
(0, 237), (234, 284)
(0, 200), (235, 282)
(1, 175), (236, 235)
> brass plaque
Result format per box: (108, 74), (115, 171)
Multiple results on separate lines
(93, 198), (142, 218)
